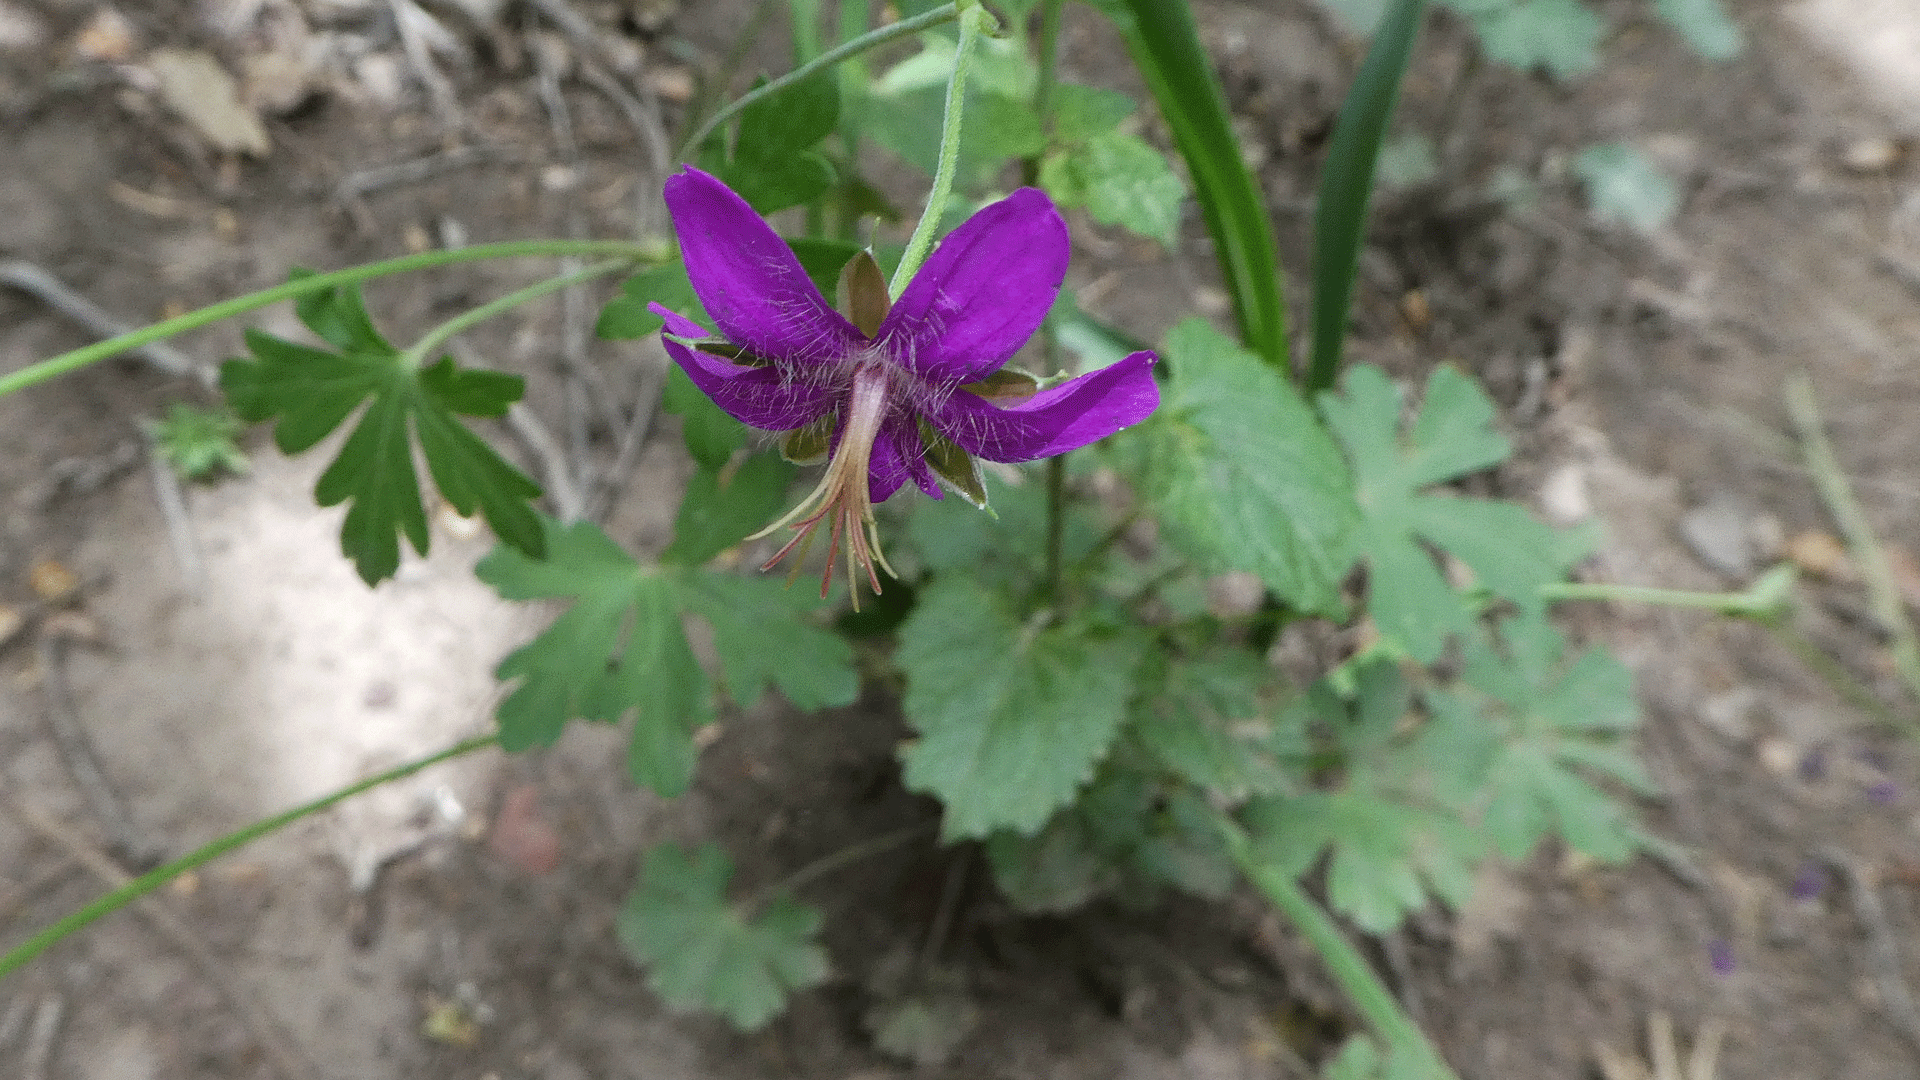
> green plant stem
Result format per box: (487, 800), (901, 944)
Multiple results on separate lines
(740, 823), (933, 915)
(400, 258), (634, 369)
(0, 240), (656, 400)
(1542, 580), (1765, 614)
(677, 2), (961, 163)
(1785, 372), (1920, 708)
(888, 2), (993, 298)
(1219, 816), (1460, 1079)
(1750, 614), (1912, 733)
(0, 733), (498, 981)
(1033, 0), (1064, 128)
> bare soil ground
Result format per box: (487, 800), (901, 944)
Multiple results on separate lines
(5, 0), (1920, 1077)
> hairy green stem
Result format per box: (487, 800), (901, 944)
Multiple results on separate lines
(0, 240), (656, 399)
(401, 258), (634, 369)
(677, 2), (961, 163)
(1785, 373), (1920, 710)
(888, 2), (994, 297)
(0, 734), (498, 981)
(1219, 816), (1461, 1080)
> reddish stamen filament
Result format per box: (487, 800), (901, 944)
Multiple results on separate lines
(748, 362), (896, 608)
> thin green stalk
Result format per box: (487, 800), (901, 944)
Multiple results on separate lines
(1785, 373), (1920, 707)
(676, 2), (961, 163)
(1542, 581), (1766, 614)
(400, 257), (633, 369)
(888, 2), (994, 298)
(1033, 0), (1064, 130)
(789, 0), (823, 64)
(0, 240), (656, 399)
(740, 823), (932, 916)
(1750, 614), (1912, 734)
(1219, 815), (1461, 1080)
(0, 734), (498, 981)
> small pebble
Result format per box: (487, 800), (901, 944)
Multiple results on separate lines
(1841, 137), (1901, 174)
(1680, 497), (1755, 578)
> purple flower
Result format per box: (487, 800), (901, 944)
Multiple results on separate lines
(1707, 939), (1735, 976)
(650, 167), (1159, 600)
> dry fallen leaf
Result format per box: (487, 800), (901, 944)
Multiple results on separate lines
(485, 784), (560, 875)
(146, 48), (271, 156)
(28, 558), (77, 602)
(72, 6), (134, 61)
(1785, 529), (1851, 578)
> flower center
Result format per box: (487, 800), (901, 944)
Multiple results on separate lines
(748, 359), (896, 607)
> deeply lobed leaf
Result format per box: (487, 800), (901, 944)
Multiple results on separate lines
(617, 843), (831, 1030)
(220, 279), (542, 583)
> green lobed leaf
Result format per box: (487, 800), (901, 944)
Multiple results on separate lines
(897, 578), (1146, 839)
(1320, 363), (1580, 664)
(220, 281), (542, 584)
(1428, 610), (1646, 862)
(596, 262), (707, 341)
(1047, 84), (1136, 142)
(1654, 0), (1742, 60)
(986, 770), (1233, 912)
(146, 402), (249, 480)
(1129, 649), (1292, 800)
(1041, 131), (1186, 248)
(1449, 0), (1603, 80)
(478, 518), (709, 794)
(617, 843), (830, 1030)
(1308, 0), (1428, 392)
(477, 517), (862, 792)
(1135, 319), (1360, 616)
(724, 71), (841, 214)
(1241, 657), (1489, 931)
(1575, 142), (1681, 233)
(662, 454), (796, 568)
(675, 571), (859, 711)
(662, 365), (750, 469)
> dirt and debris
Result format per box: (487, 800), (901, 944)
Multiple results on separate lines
(5, 0), (1920, 1077)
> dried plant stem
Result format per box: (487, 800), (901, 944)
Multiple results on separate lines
(0, 734), (495, 980)
(1822, 847), (1920, 1059)
(1785, 373), (1920, 714)
(35, 636), (160, 868)
(3, 799), (321, 1080)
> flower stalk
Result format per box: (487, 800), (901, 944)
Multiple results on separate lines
(888, 1), (997, 298)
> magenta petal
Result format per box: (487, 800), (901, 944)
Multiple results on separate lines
(865, 418), (916, 503)
(928, 351), (1160, 462)
(664, 167), (863, 364)
(661, 335), (839, 432)
(649, 302), (710, 340)
(877, 188), (1069, 385)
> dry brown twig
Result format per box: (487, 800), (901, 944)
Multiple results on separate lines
(1, 798), (322, 1080)
(0, 260), (212, 386)
(34, 634), (162, 869)
(1822, 847), (1920, 1058)
(19, 994), (63, 1080)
